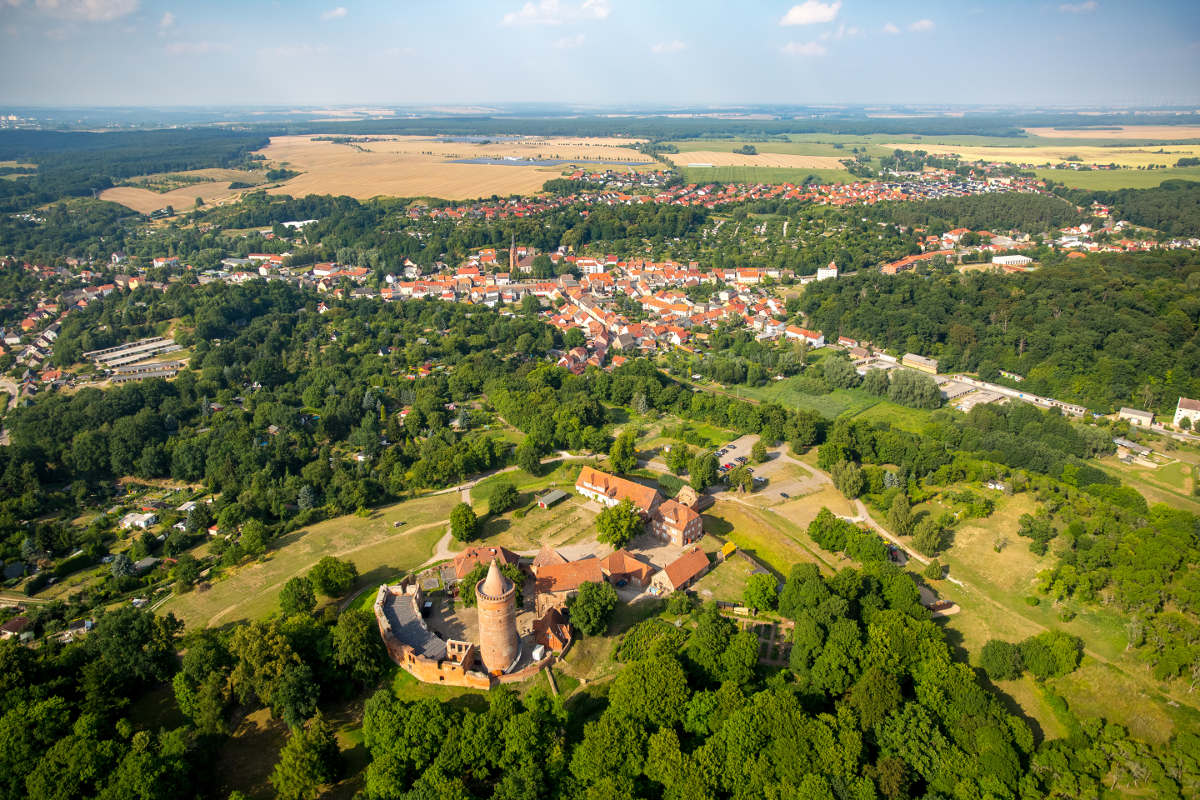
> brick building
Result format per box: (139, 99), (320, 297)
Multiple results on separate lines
(476, 560), (522, 675)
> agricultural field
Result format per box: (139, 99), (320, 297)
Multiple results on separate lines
(100, 167), (271, 214)
(679, 165), (857, 185)
(1023, 125), (1200, 141)
(893, 141), (1200, 169)
(667, 150), (845, 169)
(1033, 165), (1200, 189)
(159, 491), (456, 629)
(256, 134), (652, 201)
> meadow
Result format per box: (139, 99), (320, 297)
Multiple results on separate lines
(100, 167), (270, 214)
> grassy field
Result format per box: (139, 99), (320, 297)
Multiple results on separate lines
(1034, 166), (1200, 190)
(703, 498), (843, 576)
(733, 379), (882, 419)
(668, 151), (844, 169)
(692, 552), (758, 603)
(679, 166), (859, 185)
(160, 492), (456, 629)
(890, 486), (1200, 743)
(1094, 454), (1200, 515)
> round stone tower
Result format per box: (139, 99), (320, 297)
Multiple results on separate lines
(475, 559), (520, 674)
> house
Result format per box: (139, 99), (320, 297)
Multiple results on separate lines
(816, 261), (838, 281)
(120, 512), (158, 530)
(0, 616), (31, 640)
(674, 485), (713, 512)
(536, 489), (567, 509)
(452, 546), (520, 581)
(601, 549), (655, 588)
(532, 606), (571, 652)
(785, 326), (825, 347)
(649, 498), (703, 547)
(574, 466), (660, 516)
(991, 254), (1033, 267)
(1118, 407), (1154, 427)
(654, 546), (711, 593)
(901, 353), (939, 374)
(1173, 397), (1200, 430)
(534, 557), (605, 614)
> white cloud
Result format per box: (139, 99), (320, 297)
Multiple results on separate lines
(321, 6), (347, 21)
(164, 40), (231, 55)
(779, 0), (840, 26)
(908, 19), (935, 32)
(1059, 1), (1097, 11)
(32, 0), (138, 21)
(553, 32), (585, 48)
(158, 11), (173, 30)
(651, 39), (685, 54)
(883, 22), (900, 34)
(781, 40), (827, 56)
(820, 23), (859, 41)
(502, 0), (610, 26)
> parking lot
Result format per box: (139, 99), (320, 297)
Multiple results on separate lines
(711, 434), (760, 479)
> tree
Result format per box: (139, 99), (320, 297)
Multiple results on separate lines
(823, 355), (860, 389)
(665, 443), (692, 475)
(240, 519), (267, 558)
(743, 573), (778, 612)
(887, 369), (942, 410)
(450, 502), (478, 542)
(689, 453), (718, 491)
(862, 368), (890, 396)
(912, 518), (947, 556)
(309, 557), (358, 597)
(923, 559), (943, 580)
(173, 554), (200, 588)
(979, 639), (1024, 681)
(831, 460), (865, 499)
(595, 498), (642, 548)
(609, 430), (638, 474)
(721, 629), (760, 685)
(750, 439), (768, 464)
(568, 581), (618, 635)
(515, 439), (541, 475)
(608, 655), (690, 727)
(887, 493), (914, 537)
(280, 577), (317, 616)
(333, 609), (388, 687)
(726, 464), (754, 493)
(270, 714), (340, 800)
(488, 480), (520, 516)
(110, 552), (135, 579)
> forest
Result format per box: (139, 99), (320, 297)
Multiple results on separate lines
(800, 251), (1200, 414)
(1051, 180), (1200, 237)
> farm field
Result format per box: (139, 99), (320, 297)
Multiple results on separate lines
(679, 165), (857, 185)
(666, 150), (845, 169)
(893, 141), (1200, 168)
(1033, 165), (1200, 189)
(1024, 124), (1200, 141)
(256, 134), (651, 201)
(159, 491), (456, 629)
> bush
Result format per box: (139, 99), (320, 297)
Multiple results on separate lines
(450, 502), (478, 542)
(979, 639), (1024, 681)
(309, 557), (358, 597)
(743, 573), (778, 612)
(615, 617), (689, 662)
(488, 481), (520, 516)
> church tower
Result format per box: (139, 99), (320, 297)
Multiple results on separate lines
(476, 559), (520, 674)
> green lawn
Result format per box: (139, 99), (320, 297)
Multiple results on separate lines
(692, 555), (757, 603)
(160, 493), (455, 629)
(735, 380), (883, 419)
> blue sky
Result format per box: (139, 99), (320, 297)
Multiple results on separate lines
(1, 0), (1197, 107)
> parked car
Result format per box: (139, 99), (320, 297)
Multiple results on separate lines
(780, 492), (789, 499)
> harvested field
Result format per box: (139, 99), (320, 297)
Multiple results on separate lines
(1024, 125), (1200, 141)
(100, 167), (269, 214)
(667, 150), (844, 169)
(893, 142), (1200, 168)
(257, 135), (651, 201)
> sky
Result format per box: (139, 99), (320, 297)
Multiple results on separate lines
(0, 0), (1198, 108)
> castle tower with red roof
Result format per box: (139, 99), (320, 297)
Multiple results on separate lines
(476, 559), (520, 674)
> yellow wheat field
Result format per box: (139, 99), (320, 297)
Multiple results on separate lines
(893, 142), (1200, 168)
(1024, 125), (1200, 141)
(666, 150), (845, 169)
(254, 135), (652, 201)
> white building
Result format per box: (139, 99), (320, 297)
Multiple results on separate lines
(1174, 397), (1200, 430)
(816, 261), (839, 281)
(120, 512), (158, 530)
(1118, 407), (1154, 427)
(992, 255), (1033, 267)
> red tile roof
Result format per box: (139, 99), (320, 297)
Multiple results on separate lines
(661, 546), (709, 590)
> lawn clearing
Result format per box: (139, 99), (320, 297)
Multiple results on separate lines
(160, 492), (455, 629)
(466, 496), (598, 553)
(703, 499), (841, 576)
(692, 555), (757, 603)
(736, 380), (884, 419)
(1094, 455), (1200, 515)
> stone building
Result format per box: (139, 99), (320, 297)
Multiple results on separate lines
(476, 560), (522, 675)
